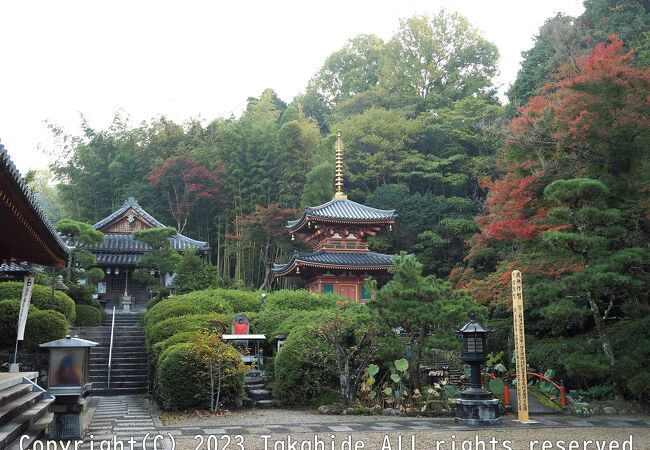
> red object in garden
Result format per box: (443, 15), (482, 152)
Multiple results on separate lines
(232, 313), (250, 335)
(504, 385), (510, 406)
(233, 322), (248, 335)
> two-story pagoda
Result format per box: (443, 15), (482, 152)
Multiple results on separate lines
(273, 132), (396, 302)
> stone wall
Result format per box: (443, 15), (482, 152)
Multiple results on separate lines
(0, 353), (49, 387)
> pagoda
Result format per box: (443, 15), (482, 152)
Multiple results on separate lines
(272, 132), (397, 302)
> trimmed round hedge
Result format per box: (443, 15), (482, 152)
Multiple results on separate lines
(272, 304), (395, 405)
(143, 290), (234, 328)
(263, 290), (340, 312)
(146, 313), (232, 349)
(74, 304), (102, 327)
(0, 300), (29, 348)
(24, 309), (68, 352)
(0, 281), (76, 324)
(151, 331), (198, 362)
(156, 342), (244, 410)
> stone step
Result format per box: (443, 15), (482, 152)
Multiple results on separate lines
(90, 368), (144, 376)
(90, 362), (148, 370)
(0, 396), (54, 450)
(91, 374), (147, 382)
(0, 385), (32, 409)
(5, 412), (53, 450)
(245, 376), (266, 385)
(254, 399), (275, 408)
(247, 389), (272, 401)
(245, 383), (267, 391)
(90, 388), (147, 396)
(91, 356), (148, 362)
(245, 370), (263, 378)
(91, 381), (148, 390)
(0, 392), (44, 428)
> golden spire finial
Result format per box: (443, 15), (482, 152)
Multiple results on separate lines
(334, 130), (347, 199)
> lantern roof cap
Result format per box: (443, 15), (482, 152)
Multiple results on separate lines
(39, 335), (99, 348)
(458, 321), (490, 334)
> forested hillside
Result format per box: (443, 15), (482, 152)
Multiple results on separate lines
(33, 1), (650, 397)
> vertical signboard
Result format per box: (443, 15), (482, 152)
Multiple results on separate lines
(511, 270), (531, 423)
(17, 276), (34, 341)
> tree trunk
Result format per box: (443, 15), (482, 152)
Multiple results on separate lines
(587, 291), (616, 366)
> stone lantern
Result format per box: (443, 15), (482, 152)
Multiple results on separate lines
(454, 312), (501, 426)
(40, 335), (98, 438)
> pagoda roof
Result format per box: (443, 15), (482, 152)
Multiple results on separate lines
(272, 250), (394, 276)
(287, 198), (396, 233)
(0, 142), (70, 267)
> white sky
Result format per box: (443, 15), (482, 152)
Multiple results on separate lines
(0, 0), (584, 174)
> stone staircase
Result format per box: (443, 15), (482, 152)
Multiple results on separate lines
(0, 374), (54, 450)
(71, 313), (148, 395)
(243, 370), (274, 408)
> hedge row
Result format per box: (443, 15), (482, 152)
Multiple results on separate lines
(0, 300), (68, 352)
(0, 281), (76, 324)
(142, 287), (351, 410)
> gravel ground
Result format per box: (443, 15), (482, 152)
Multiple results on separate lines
(159, 408), (427, 427)
(173, 427), (650, 450)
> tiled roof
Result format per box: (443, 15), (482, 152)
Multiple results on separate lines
(93, 197), (166, 229)
(272, 250), (394, 274)
(0, 261), (31, 274)
(95, 253), (141, 267)
(86, 233), (208, 252)
(88, 197), (209, 255)
(0, 143), (71, 256)
(287, 198), (396, 231)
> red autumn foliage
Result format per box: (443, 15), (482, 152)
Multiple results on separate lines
(509, 35), (650, 172)
(148, 156), (224, 233)
(468, 162), (550, 258)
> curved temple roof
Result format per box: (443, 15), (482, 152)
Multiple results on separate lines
(287, 198), (396, 233)
(0, 142), (70, 267)
(272, 250), (394, 277)
(82, 197), (208, 267)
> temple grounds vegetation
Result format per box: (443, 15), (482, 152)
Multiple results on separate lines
(21, 1), (650, 406)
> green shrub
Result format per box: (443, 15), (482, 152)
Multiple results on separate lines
(143, 290), (234, 327)
(156, 342), (244, 410)
(219, 290), (262, 313)
(274, 322), (338, 405)
(272, 305), (386, 405)
(151, 331), (198, 362)
(24, 310), (68, 352)
(74, 304), (102, 327)
(0, 300), (41, 348)
(0, 281), (75, 324)
(263, 290), (339, 312)
(147, 288), (170, 311)
(66, 284), (97, 304)
(146, 313), (232, 349)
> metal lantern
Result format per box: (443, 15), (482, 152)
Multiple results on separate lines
(458, 312), (490, 363)
(40, 335), (99, 439)
(40, 335), (98, 397)
(454, 311), (501, 426)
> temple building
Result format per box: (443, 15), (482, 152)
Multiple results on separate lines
(85, 197), (208, 307)
(272, 132), (397, 302)
(0, 143), (70, 271)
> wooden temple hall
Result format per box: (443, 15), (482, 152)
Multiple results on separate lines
(84, 197), (208, 308)
(0, 143), (70, 274)
(273, 132), (397, 302)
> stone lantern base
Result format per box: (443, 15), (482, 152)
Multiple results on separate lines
(455, 390), (501, 426)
